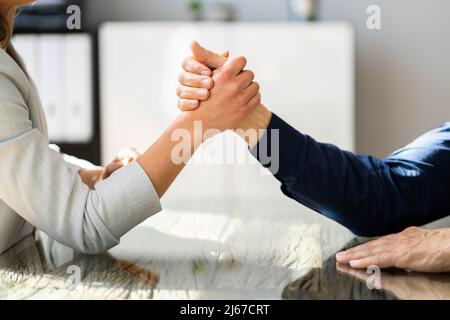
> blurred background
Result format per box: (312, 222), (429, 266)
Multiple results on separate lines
(12, 0), (450, 203)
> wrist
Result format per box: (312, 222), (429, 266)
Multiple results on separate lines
(235, 103), (272, 147)
(79, 166), (105, 189)
(173, 112), (216, 156)
(179, 110), (223, 140)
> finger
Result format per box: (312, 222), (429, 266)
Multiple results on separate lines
(336, 262), (370, 282)
(349, 253), (395, 269)
(103, 162), (123, 179)
(182, 56), (212, 76)
(241, 82), (260, 103)
(336, 240), (383, 263)
(338, 239), (382, 256)
(243, 92), (261, 114)
(191, 41), (228, 69)
(178, 99), (200, 111)
(222, 56), (247, 77)
(128, 147), (141, 158)
(176, 85), (210, 100)
(336, 248), (376, 263)
(121, 156), (134, 165)
(179, 72), (213, 89)
(236, 70), (255, 89)
(119, 147), (140, 160)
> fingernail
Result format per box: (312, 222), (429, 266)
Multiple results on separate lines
(202, 78), (211, 87)
(349, 260), (358, 267)
(200, 90), (208, 99)
(336, 252), (347, 259)
(201, 70), (211, 76)
(188, 100), (199, 106)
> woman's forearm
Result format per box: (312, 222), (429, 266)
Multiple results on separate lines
(137, 112), (201, 198)
(137, 103), (271, 198)
(137, 56), (261, 198)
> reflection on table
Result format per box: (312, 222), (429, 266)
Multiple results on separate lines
(1, 198), (450, 300)
(283, 238), (450, 300)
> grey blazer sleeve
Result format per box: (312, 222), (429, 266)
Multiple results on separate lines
(0, 80), (161, 254)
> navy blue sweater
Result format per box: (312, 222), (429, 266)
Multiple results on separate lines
(251, 113), (450, 236)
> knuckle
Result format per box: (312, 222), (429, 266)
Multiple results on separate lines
(404, 226), (419, 233)
(213, 70), (226, 82)
(373, 255), (383, 266)
(230, 82), (241, 94)
(222, 69), (233, 80)
(176, 86), (183, 97)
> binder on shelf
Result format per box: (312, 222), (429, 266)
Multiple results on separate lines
(63, 34), (93, 143)
(13, 33), (94, 144)
(38, 34), (66, 142)
(12, 35), (39, 83)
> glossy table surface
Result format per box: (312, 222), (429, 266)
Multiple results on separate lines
(1, 197), (450, 300)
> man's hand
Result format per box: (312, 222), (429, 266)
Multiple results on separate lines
(336, 227), (450, 273)
(176, 41), (272, 146)
(180, 42), (261, 132)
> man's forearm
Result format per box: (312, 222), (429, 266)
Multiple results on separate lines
(248, 112), (450, 236)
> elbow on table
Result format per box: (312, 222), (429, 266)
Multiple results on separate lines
(74, 228), (120, 255)
(77, 243), (113, 255)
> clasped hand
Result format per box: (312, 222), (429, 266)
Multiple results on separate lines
(176, 41), (261, 132)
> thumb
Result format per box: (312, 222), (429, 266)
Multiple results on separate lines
(190, 41), (227, 69)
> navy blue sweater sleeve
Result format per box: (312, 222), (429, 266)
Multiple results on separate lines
(251, 113), (450, 236)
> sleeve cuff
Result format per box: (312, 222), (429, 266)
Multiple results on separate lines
(249, 112), (307, 179)
(93, 161), (162, 239)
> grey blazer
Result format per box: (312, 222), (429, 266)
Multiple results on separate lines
(0, 46), (161, 255)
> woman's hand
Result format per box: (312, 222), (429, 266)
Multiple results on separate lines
(336, 227), (450, 273)
(79, 147), (141, 189)
(103, 147), (141, 179)
(177, 41), (229, 111)
(177, 41), (261, 132)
